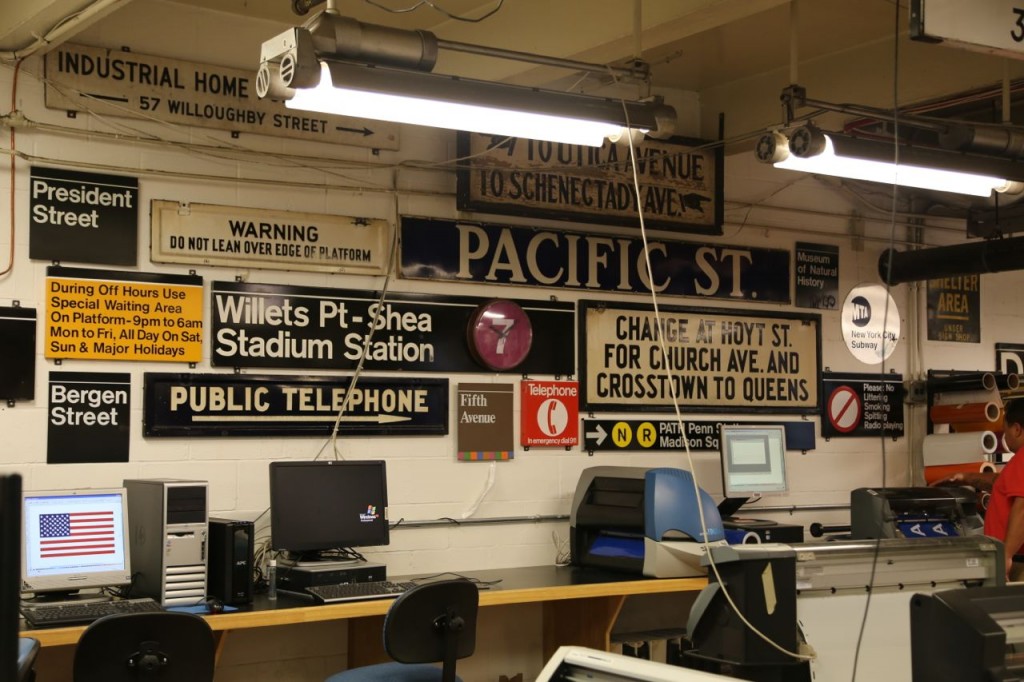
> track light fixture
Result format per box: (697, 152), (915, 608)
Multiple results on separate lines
(257, 12), (676, 147)
(757, 125), (1024, 197)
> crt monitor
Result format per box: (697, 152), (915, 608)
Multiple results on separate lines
(269, 460), (389, 562)
(719, 425), (788, 513)
(21, 488), (132, 601)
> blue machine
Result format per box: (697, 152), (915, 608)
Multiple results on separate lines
(570, 467), (727, 578)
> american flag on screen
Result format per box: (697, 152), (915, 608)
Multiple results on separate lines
(38, 510), (116, 558)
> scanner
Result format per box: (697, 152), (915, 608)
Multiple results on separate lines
(569, 466), (726, 578)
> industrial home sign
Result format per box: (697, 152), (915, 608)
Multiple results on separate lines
(400, 216), (790, 303)
(456, 132), (722, 235)
(44, 43), (398, 150)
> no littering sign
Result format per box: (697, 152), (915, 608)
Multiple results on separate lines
(827, 385), (861, 434)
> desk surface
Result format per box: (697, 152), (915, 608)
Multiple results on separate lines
(25, 564), (707, 647)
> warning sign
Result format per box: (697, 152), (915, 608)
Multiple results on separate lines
(820, 372), (905, 438)
(45, 266), (203, 362)
(520, 381), (579, 447)
(827, 386), (861, 434)
(150, 200), (390, 275)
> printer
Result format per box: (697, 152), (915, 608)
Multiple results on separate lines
(570, 466), (727, 578)
(850, 486), (984, 540)
(911, 584), (1024, 682)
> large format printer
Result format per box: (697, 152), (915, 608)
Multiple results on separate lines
(911, 584), (1024, 681)
(850, 487), (984, 539)
(684, 536), (1003, 682)
(570, 466), (727, 578)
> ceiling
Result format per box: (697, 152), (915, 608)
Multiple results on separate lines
(3, 0), (1023, 143)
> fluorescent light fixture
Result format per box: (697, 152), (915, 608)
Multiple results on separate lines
(288, 62), (661, 147)
(257, 16), (675, 147)
(765, 127), (1022, 197)
(777, 135), (1010, 197)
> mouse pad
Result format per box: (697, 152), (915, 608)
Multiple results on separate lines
(167, 604), (239, 614)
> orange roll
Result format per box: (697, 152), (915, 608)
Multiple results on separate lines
(930, 401), (1000, 425)
(951, 418), (1005, 433)
(924, 461), (997, 485)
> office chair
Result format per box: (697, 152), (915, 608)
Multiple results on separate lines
(73, 611), (216, 682)
(326, 579), (479, 682)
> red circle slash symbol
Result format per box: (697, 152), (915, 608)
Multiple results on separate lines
(828, 386), (862, 434)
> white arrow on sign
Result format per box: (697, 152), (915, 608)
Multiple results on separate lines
(585, 424), (608, 445)
(192, 414), (412, 423)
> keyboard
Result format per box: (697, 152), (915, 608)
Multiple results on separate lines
(21, 597), (164, 628)
(306, 580), (417, 604)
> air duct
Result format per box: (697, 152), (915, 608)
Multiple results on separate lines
(879, 235), (1024, 284)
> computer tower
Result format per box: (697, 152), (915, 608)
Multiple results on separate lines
(208, 517), (254, 605)
(124, 479), (208, 606)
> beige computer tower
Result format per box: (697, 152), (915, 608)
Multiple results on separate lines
(123, 479), (208, 606)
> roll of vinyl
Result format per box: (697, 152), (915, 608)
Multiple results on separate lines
(929, 372), (996, 393)
(923, 431), (998, 466)
(996, 373), (1021, 391)
(932, 388), (1001, 408)
(742, 531), (761, 544)
(929, 401), (1001, 425)
(951, 418), (1004, 433)
(923, 461), (997, 485)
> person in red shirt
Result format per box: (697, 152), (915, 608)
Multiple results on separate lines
(931, 398), (1024, 580)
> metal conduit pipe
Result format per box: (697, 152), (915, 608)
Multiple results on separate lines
(879, 235), (1024, 284)
(940, 123), (1024, 159)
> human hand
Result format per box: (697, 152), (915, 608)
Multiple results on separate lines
(929, 473), (965, 487)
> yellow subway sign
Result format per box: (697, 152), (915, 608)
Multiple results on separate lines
(46, 266), (203, 362)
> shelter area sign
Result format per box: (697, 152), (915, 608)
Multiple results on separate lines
(150, 200), (389, 275)
(579, 300), (820, 413)
(927, 275), (980, 343)
(143, 373), (448, 437)
(44, 43), (398, 150)
(456, 132), (722, 235)
(400, 217), (790, 303)
(46, 266), (203, 362)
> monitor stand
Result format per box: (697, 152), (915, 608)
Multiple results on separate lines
(279, 553), (365, 569)
(21, 589), (112, 607)
(717, 496), (751, 520)
(718, 497), (778, 527)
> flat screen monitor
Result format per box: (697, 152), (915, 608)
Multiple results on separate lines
(1, 474), (21, 682)
(21, 488), (132, 600)
(269, 460), (389, 561)
(720, 424), (788, 499)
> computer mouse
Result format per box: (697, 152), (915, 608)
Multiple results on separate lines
(205, 598), (224, 614)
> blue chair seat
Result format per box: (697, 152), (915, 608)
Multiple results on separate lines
(324, 580), (478, 682)
(326, 661), (462, 682)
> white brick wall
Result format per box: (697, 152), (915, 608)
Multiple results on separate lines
(2, 2), (1013, 679)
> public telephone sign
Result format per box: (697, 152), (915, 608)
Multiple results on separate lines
(520, 381), (579, 447)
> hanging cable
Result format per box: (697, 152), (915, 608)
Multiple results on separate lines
(1, 59), (23, 279)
